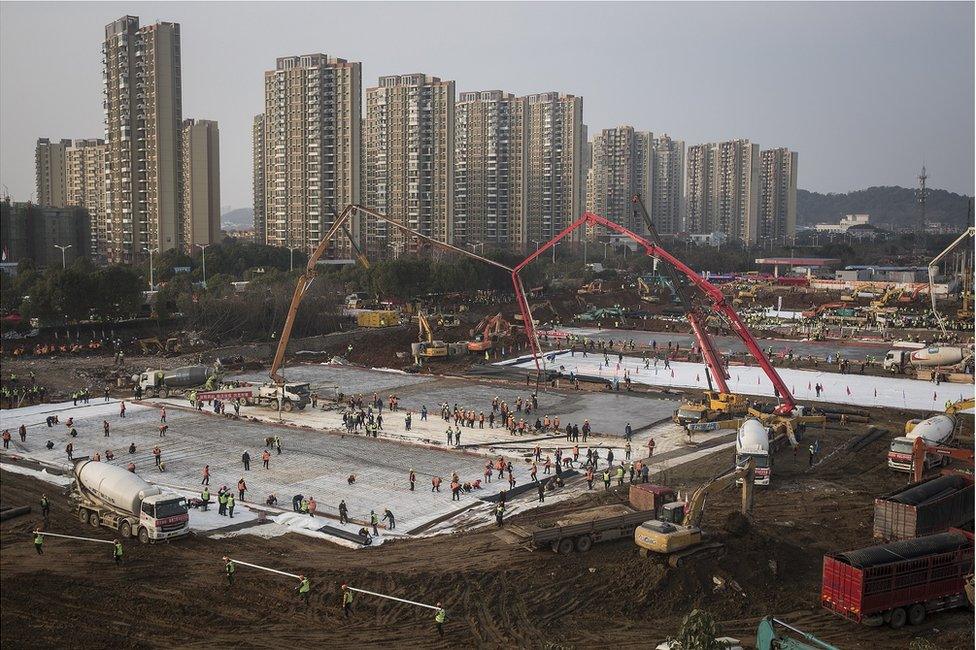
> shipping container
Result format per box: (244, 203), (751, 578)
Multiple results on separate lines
(821, 531), (973, 628)
(873, 475), (974, 541)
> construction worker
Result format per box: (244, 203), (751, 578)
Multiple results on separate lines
(370, 510), (379, 536)
(383, 508), (395, 530)
(103, 420), (110, 437)
(409, 469), (416, 491)
(33, 530), (44, 555)
(2, 429), (11, 449)
(242, 450), (251, 471)
(495, 502), (505, 527)
(603, 468), (611, 491)
(616, 464), (625, 486)
(537, 481), (545, 503)
(218, 489), (228, 516)
(224, 557), (235, 586)
(625, 441), (632, 461)
(237, 478), (248, 501)
(19, 423), (27, 442)
(201, 487), (211, 511)
(40, 494), (50, 518)
(586, 467), (594, 490)
(308, 497), (317, 517)
(434, 603), (447, 637)
(342, 583), (354, 617)
(202, 465), (210, 486)
(297, 575), (311, 605)
(647, 437), (656, 457)
(113, 539), (123, 566)
(227, 493), (236, 518)
(338, 500), (348, 524)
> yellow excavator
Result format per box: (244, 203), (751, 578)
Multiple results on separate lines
(411, 312), (449, 363)
(634, 458), (755, 567)
(946, 397), (975, 415)
(673, 391), (750, 426)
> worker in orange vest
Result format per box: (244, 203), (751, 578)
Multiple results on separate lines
(262, 449), (271, 469)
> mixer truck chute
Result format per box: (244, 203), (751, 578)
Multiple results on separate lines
(72, 460), (189, 543)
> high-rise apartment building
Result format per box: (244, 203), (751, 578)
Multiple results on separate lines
(685, 139), (760, 244)
(522, 93), (584, 248)
(65, 139), (108, 255)
(454, 90), (526, 246)
(180, 120), (220, 250)
(365, 74), (454, 255)
(758, 147), (798, 242)
(252, 114), (267, 244)
(585, 126), (651, 235)
(261, 54), (362, 256)
(648, 135), (685, 234)
(102, 15), (182, 262)
(35, 139), (71, 207)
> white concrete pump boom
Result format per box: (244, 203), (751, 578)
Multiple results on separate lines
(928, 226), (974, 337)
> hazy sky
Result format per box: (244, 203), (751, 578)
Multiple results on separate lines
(1, 1), (973, 210)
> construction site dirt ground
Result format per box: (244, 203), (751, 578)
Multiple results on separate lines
(2, 404), (973, 649)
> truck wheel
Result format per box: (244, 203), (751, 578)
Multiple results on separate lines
(908, 604), (926, 625)
(78, 508), (89, 524)
(120, 521), (132, 538)
(138, 527), (150, 544)
(88, 511), (100, 528)
(557, 537), (575, 554)
(888, 607), (907, 629)
(576, 535), (593, 553)
(282, 400), (294, 413)
(160, 387), (169, 399)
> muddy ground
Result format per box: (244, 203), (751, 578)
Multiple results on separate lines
(2, 404), (973, 649)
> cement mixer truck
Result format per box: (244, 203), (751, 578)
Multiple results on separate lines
(735, 419), (771, 486)
(72, 459), (189, 543)
(883, 346), (974, 382)
(134, 365), (218, 398)
(887, 414), (956, 473)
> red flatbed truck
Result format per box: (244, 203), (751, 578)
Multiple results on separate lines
(821, 530), (973, 629)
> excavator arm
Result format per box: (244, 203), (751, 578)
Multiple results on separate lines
(513, 211), (797, 414)
(683, 457), (756, 529)
(946, 398), (975, 415)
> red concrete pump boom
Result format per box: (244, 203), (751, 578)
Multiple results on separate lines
(512, 211), (797, 415)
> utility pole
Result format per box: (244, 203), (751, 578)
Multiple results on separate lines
(195, 243), (210, 288)
(54, 244), (72, 269)
(287, 246), (301, 273)
(143, 247), (159, 290)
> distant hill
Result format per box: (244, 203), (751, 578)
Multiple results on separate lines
(797, 186), (972, 228)
(221, 207), (254, 231)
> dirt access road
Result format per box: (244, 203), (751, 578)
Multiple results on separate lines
(2, 405), (973, 649)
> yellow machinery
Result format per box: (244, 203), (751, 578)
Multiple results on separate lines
(674, 391), (750, 426)
(356, 310), (399, 328)
(634, 458), (755, 566)
(946, 398), (975, 415)
(412, 312), (449, 363)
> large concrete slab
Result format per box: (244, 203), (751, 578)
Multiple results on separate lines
(231, 364), (433, 396)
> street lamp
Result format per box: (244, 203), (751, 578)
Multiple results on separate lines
(53, 244), (72, 270)
(531, 240), (541, 254)
(287, 246), (301, 273)
(143, 247), (159, 290)
(551, 240), (558, 264)
(602, 241), (609, 261)
(195, 243), (210, 288)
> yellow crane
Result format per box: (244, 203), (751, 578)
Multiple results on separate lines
(634, 458), (755, 566)
(946, 397), (975, 415)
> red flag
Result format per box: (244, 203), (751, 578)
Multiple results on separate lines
(874, 388), (877, 397)
(846, 386), (851, 395)
(671, 369), (675, 378)
(696, 374), (700, 382)
(933, 391), (937, 401)
(758, 376), (761, 385)
(808, 382), (812, 390)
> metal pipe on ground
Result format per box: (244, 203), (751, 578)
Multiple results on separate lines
(32, 531), (114, 544)
(345, 586), (441, 611)
(0, 506), (31, 521)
